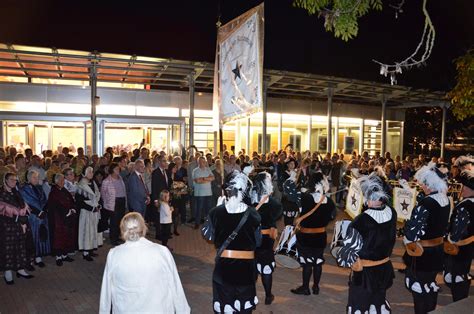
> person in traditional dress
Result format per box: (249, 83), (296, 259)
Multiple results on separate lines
(99, 212), (190, 313)
(403, 164), (450, 314)
(250, 172), (282, 305)
(336, 172), (397, 313)
(19, 169), (50, 267)
(0, 172), (34, 284)
(444, 169), (474, 302)
(47, 173), (77, 266)
(208, 171), (261, 313)
(76, 166), (101, 261)
(291, 172), (335, 296)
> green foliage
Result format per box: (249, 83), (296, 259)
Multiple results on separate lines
(293, 0), (383, 41)
(447, 49), (474, 121)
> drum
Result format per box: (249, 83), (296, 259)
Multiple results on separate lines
(330, 220), (351, 259)
(274, 225), (300, 269)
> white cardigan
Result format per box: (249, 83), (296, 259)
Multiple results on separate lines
(99, 238), (190, 314)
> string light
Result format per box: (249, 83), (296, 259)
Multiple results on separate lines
(373, 0), (435, 85)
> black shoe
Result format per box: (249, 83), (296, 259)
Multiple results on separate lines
(312, 285), (319, 295)
(200, 219), (205, 224)
(187, 218), (195, 223)
(16, 272), (34, 279)
(34, 261), (45, 268)
(4, 277), (14, 285)
(265, 294), (275, 305)
(63, 256), (74, 262)
(25, 264), (35, 272)
(290, 286), (310, 295)
(174, 231), (180, 236)
(194, 224), (199, 230)
(90, 252), (98, 257)
(83, 255), (94, 262)
(56, 259), (63, 266)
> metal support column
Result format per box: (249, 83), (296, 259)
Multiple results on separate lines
(90, 61), (98, 155)
(235, 121), (241, 153)
(440, 104), (447, 158)
(188, 74), (195, 147)
(246, 118), (251, 154)
(334, 117), (339, 154)
(262, 81), (268, 154)
(327, 87), (333, 154)
(307, 103), (312, 151)
(359, 119), (365, 155)
(400, 121), (405, 158)
(278, 107), (282, 149)
(381, 94), (387, 155)
(0, 121), (4, 148)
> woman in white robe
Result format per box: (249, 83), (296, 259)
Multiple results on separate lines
(100, 212), (190, 314)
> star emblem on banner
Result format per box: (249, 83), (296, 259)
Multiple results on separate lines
(351, 194), (357, 208)
(232, 61), (242, 80)
(400, 199), (409, 212)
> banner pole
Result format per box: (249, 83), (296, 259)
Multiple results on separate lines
(219, 128), (225, 187)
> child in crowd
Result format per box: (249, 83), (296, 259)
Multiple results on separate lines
(159, 190), (174, 250)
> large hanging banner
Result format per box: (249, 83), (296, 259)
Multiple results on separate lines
(212, 3), (264, 127)
(393, 186), (418, 222)
(345, 180), (363, 219)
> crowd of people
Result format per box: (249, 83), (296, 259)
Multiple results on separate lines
(0, 143), (473, 313)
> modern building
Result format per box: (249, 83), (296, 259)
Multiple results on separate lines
(0, 44), (448, 157)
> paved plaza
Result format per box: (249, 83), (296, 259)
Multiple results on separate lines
(0, 210), (473, 314)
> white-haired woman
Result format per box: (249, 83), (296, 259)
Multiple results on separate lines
(337, 172), (397, 313)
(99, 212), (190, 313)
(76, 166), (101, 261)
(402, 165), (450, 314)
(19, 169), (50, 267)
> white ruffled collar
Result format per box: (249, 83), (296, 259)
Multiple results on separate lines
(428, 192), (449, 207)
(225, 201), (248, 214)
(364, 205), (392, 224)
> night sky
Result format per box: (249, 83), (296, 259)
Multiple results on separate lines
(0, 0), (472, 91)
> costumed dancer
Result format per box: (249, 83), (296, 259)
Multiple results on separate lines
(281, 159), (300, 226)
(207, 170), (261, 313)
(336, 172), (397, 313)
(403, 164), (450, 314)
(444, 169), (474, 302)
(291, 172), (335, 296)
(19, 169), (51, 267)
(250, 172), (282, 305)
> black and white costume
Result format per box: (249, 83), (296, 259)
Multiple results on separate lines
(444, 170), (474, 302)
(337, 173), (397, 313)
(281, 161), (299, 225)
(208, 171), (261, 313)
(251, 172), (282, 305)
(403, 165), (450, 314)
(291, 172), (335, 296)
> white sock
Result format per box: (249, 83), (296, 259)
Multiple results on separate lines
(62, 255), (67, 259)
(4, 270), (13, 281)
(83, 251), (89, 256)
(35, 257), (42, 263)
(56, 256), (62, 260)
(17, 269), (29, 276)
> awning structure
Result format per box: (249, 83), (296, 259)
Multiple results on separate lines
(0, 43), (446, 109)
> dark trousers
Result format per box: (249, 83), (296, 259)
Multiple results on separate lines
(161, 223), (172, 246)
(110, 197), (126, 243)
(411, 271), (438, 314)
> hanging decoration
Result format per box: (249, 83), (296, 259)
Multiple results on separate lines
(373, 0), (435, 85)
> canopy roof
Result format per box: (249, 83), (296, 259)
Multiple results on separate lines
(0, 43), (446, 108)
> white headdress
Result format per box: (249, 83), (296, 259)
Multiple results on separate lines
(250, 171), (273, 204)
(414, 164), (448, 193)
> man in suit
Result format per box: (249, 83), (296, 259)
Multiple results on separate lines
(152, 155), (171, 239)
(126, 160), (150, 218)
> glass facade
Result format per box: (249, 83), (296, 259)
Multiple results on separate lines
(0, 101), (403, 156)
